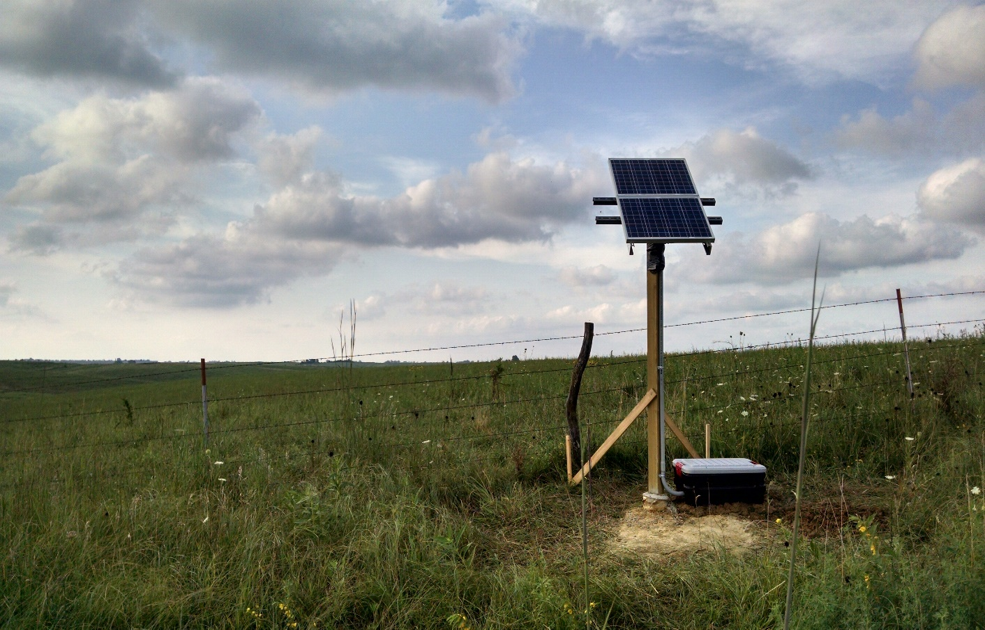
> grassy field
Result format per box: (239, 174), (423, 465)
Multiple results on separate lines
(1, 332), (984, 628)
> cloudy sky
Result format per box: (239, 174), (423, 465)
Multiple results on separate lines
(1, 0), (984, 362)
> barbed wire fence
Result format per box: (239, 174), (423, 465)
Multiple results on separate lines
(1, 291), (983, 495)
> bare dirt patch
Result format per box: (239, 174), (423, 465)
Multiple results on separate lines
(609, 506), (765, 557)
(602, 479), (891, 559)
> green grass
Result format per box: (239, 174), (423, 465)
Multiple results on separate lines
(1, 333), (984, 628)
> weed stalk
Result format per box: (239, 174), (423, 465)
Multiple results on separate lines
(784, 247), (823, 630)
(581, 426), (590, 630)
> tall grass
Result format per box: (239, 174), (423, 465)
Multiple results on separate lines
(785, 252), (823, 629)
(0, 331), (983, 628)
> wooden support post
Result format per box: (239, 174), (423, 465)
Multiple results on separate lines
(570, 389), (656, 485)
(646, 267), (661, 495)
(565, 435), (573, 482)
(566, 323), (594, 471)
(705, 423), (711, 459)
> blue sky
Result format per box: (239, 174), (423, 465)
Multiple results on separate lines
(1, 0), (983, 362)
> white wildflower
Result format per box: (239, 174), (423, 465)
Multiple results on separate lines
(904, 437), (914, 442)
(972, 487), (981, 496)
(885, 475), (896, 480)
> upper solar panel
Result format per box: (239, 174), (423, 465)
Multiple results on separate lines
(610, 158), (696, 195)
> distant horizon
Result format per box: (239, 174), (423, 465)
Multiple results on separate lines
(7, 293), (981, 366)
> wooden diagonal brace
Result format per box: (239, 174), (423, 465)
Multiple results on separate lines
(570, 389), (655, 485)
(664, 413), (701, 459)
(568, 392), (703, 485)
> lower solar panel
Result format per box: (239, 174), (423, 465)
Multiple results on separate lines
(618, 197), (714, 243)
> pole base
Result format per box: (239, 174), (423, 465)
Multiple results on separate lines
(642, 492), (670, 511)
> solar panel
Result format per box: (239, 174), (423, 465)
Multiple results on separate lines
(610, 158), (696, 195)
(606, 157), (714, 244)
(618, 197), (713, 243)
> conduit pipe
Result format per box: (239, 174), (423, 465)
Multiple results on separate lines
(656, 264), (684, 498)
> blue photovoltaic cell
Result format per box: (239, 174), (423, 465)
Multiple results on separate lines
(618, 197), (713, 242)
(610, 158), (696, 195)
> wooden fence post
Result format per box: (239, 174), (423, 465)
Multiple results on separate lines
(566, 323), (594, 472)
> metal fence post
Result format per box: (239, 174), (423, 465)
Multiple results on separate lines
(201, 358), (209, 447)
(896, 289), (914, 398)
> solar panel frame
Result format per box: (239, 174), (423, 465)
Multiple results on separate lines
(607, 158), (715, 244)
